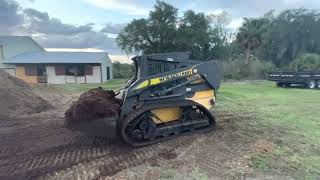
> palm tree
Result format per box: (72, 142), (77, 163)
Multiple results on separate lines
(236, 18), (267, 64)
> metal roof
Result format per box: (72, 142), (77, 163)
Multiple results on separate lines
(0, 36), (44, 59)
(4, 51), (108, 64)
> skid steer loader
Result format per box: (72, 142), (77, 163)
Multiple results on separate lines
(66, 52), (220, 147)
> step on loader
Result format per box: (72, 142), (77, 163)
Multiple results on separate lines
(65, 52), (220, 147)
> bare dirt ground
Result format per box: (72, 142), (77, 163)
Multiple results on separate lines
(0, 85), (284, 180)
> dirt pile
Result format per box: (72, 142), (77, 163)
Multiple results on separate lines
(65, 87), (121, 123)
(0, 70), (52, 118)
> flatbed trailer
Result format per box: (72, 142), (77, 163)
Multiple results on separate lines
(268, 71), (320, 89)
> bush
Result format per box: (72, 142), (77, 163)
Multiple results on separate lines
(221, 58), (275, 80)
(112, 62), (135, 79)
(289, 53), (320, 71)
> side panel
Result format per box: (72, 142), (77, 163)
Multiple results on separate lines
(151, 107), (182, 124)
(16, 66), (37, 83)
(187, 90), (215, 110)
(86, 66), (102, 83)
(101, 63), (107, 82)
(76, 76), (86, 84)
(66, 76), (76, 84)
(268, 71), (320, 83)
(196, 61), (220, 89)
(101, 56), (113, 82)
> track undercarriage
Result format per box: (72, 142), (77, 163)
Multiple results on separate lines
(120, 102), (215, 147)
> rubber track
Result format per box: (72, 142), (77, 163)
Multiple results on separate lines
(120, 100), (216, 147)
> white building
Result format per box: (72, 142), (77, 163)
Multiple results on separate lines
(0, 36), (113, 84)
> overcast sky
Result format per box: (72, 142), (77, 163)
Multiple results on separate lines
(1, 0), (320, 56)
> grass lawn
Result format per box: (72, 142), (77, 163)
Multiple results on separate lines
(57, 79), (320, 178)
(218, 81), (320, 179)
(54, 79), (128, 92)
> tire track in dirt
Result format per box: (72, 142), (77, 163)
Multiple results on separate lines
(185, 113), (257, 178)
(0, 135), (119, 179)
(0, 108), (246, 180)
(0, 115), (197, 180)
(95, 112), (247, 179)
(37, 135), (193, 180)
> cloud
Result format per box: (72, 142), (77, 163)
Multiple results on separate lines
(0, 0), (122, 54)
(204, 8), (225, 15)
(33, 31), (118, 50)
(29, 22), (122, 53)
(2, 0), (320, 53)
(183, 0), (320, 24)
(180, 0), (320, 30)
(227, 18), (244, 29)
(23, 8), (122, 53)
(100, 23), (126, 34)
(24, 8), (94, 35)
(0, 0), (23, 31)
(84, 0), (149, 16)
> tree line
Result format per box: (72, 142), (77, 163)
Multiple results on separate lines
(116, 1), (320, 79)
(237, 9), (320, 69)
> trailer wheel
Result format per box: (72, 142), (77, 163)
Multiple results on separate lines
(317, 81), (320, 89)
(306, 80), (316, 89)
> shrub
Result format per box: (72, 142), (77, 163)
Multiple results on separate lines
(221, 58), (275, 80)
(289, 53), (320, 71)
(112, 62), (135, 79)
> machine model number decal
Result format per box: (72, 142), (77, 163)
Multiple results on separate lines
(159, 68), (193, 82)
(135, 68), (194, 90)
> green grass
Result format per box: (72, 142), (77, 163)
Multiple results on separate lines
(159, 169), (177, 179)
(250, 154), (271, 173)
(54, 79), (128, 92)
(191, 167), (209, 180)
(159, 166), (209, 180)
(217, 81), (320, 179)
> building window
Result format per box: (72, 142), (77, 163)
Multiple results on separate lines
(25, 65), (37, 76)
(65, 64), (85, 76)
(37, 64), (46, 76)
(25, 65), (47, 77)
(55, 66), (65, 75)
(85, 65), (93, 75)
(107, 66), (110, 80)
(55, 65), (94, 76)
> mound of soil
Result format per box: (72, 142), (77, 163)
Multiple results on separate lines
(0, 70), (52, 118)
(65, 87), (121, 123)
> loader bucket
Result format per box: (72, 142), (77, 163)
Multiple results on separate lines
(64, 87), (121, 138)
(65, 116), (118, 138)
